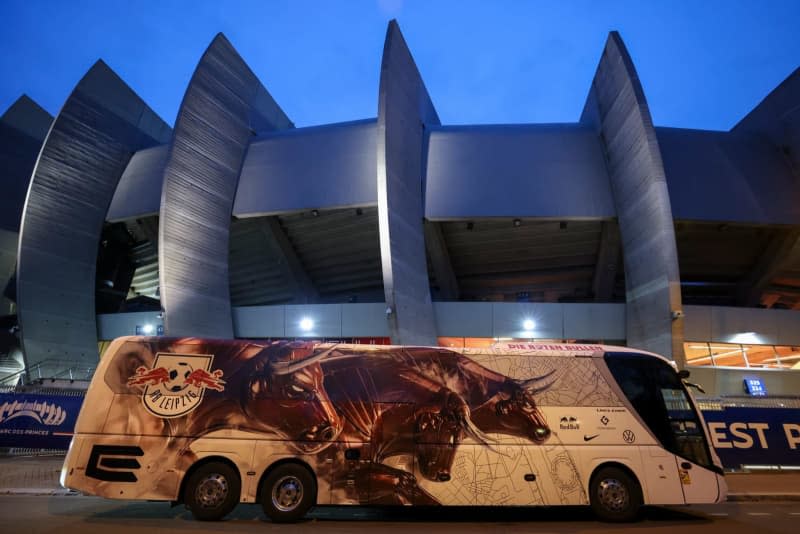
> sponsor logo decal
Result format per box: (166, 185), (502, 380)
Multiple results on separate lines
(559, 416), (579, 430)
(583, 434), (599, 442)
(128, 352), (224, 418)
(622, 429), (636, 443)
(596, 408), (623, 430)
(86, 445), (144, 482)
(679, 468), (692, 485)
(0, 400), (67, 426)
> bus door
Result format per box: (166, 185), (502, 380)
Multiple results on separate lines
(661, 387), (721, 503)
(328, 440), (374, 505)
(330, 402), (421, 505)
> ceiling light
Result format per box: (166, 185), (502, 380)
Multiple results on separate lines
(730, 332), (762, 344)
(299, 317), (314, 332)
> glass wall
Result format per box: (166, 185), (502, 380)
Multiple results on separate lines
(684, 342), (800, 369)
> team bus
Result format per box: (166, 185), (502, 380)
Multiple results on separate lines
(61, 337), (726, 522)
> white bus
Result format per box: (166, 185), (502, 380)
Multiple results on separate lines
(61, 337), (726, 522)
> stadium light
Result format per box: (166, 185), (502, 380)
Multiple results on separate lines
(730, 332), (761, 344)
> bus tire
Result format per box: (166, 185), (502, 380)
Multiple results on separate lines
(184, 461), (241, 521)
(260, 463), (317, 523)
(589, 466), (642, 522)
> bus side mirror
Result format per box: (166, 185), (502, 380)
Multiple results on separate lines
(678, 369), (706, 393)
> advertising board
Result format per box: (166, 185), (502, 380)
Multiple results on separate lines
(0, 392), (84, 449)
(702, 407), (800, 467)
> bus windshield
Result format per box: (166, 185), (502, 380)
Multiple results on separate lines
(604, 353), (716, 472)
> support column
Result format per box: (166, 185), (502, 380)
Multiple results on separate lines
(0, 96), (53, 315)
(581, 32), (684, 364)
(258, 217), (318, 303)
(738, 229), (800, 306)
(159, 33), (292, 338)
(377, 21), (440, 345)
(592, 221), (621, 301)
(0, 95), (53, 233)
(424, 221), (459, 301)
(17, 61), (170, 372)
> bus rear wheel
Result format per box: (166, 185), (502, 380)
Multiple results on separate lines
(184, 461), (241, 521)
(589, 466), (642, 522)
(260, 463), (316, 523)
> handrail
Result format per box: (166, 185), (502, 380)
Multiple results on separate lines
(0, 358), (96, 385)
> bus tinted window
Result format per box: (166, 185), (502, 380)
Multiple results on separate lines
(604, 353), (713, 470)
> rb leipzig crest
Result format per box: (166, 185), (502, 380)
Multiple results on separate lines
(127, 353), (225, 418)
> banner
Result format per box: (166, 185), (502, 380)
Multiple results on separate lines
(0, 392), (84, 449)
(702, 407), (800, 467)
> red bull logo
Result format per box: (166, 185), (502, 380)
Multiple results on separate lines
(127, 353), (224, 418)
(184, 368), (226, 391)
(127, 367), (171, 387)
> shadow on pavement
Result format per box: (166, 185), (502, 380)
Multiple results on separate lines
(308, 505), (710, 524)
(48, 498), (712, 527)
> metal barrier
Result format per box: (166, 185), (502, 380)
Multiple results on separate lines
(0, 359), (95, 387)
(698, 396), (800, 410)
(0, 385), (87, 396)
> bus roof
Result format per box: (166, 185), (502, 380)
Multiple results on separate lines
(316, 341), (672, 364)
(110, 336), (673, 366)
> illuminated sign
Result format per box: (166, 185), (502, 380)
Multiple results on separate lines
(135, 324), (164, 336)
(743, 377), (767, 396)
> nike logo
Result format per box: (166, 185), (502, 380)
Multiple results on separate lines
(583, 434), (599, 442)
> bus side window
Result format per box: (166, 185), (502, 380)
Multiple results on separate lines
(604, 353), (713, 470)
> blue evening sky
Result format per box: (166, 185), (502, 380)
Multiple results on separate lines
(1, 0), (798, 130)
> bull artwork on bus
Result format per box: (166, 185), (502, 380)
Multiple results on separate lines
(317, 347), (555, 504)
(65, 337), (728, 522)
(109, 339), (556, 505)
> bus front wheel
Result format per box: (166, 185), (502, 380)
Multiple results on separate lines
(589, 466), (642, 522)
(184, 461), (241, 521)
(260, 463), (317, 523)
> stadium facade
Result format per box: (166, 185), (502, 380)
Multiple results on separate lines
(1, 21), (799, 395)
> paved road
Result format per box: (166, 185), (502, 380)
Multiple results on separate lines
(1, 495), (798, 534)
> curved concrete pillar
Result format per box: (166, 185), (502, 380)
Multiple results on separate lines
(17, 61), (171, 372)
(733, 66), (800, 178)
(1, 96), (53, 315)
(377, 21), (440, 345)
(159, 33), (292, 338)
(0, 95), (52, 233)
(581, 32), (684, 363)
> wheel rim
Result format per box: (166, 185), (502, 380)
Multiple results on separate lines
(597, 477), (629, 513)
(272, 475), (304, 512)
(194, 473), (229, 509)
